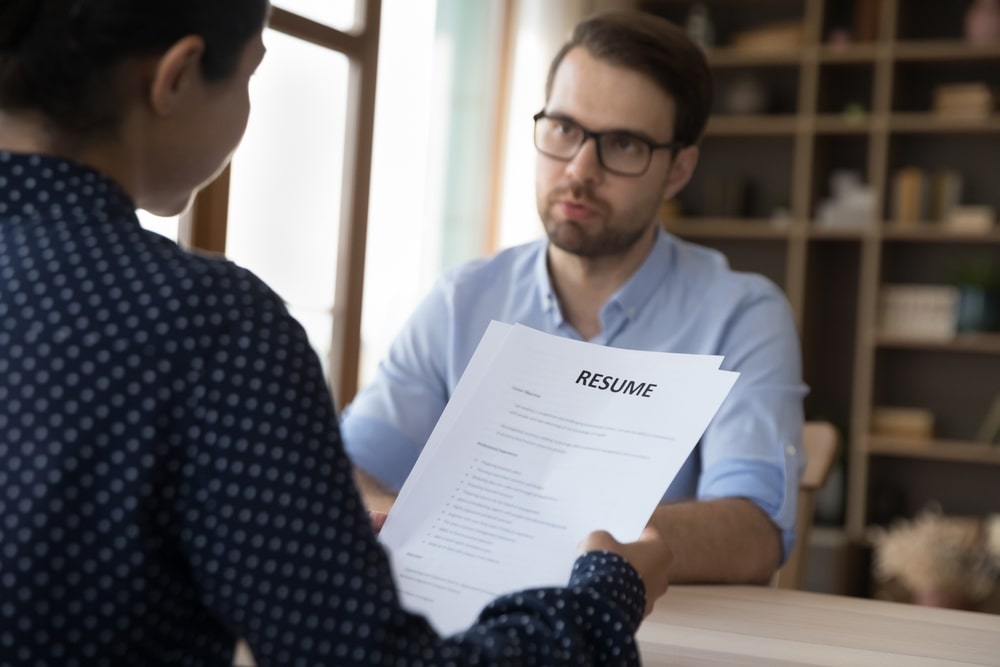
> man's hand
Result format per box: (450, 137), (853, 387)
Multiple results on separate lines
(580, 526), (672, 617)
(646, 498), (782, 584)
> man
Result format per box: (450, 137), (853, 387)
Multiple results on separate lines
(342, 10), (807, 584)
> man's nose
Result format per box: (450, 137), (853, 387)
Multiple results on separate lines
(564, 137), (604, 183)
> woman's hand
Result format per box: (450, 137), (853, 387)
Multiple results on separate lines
(580, 525), (672, 617)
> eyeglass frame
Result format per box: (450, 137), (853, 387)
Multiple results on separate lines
(532, 110), (686, 177)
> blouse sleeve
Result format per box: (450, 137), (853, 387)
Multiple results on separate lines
(174, 282), (646, 667)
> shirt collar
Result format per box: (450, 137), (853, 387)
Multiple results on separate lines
(532, 227), (675, 331)
(0, 151), (137, 225)
(533, 241), (564, 326)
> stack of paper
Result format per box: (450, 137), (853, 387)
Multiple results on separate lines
(379, 322), (738, 635)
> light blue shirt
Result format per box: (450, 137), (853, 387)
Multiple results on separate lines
(342, 229), (808, 557)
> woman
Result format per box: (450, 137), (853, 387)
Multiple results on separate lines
(0, 1), (671, 665)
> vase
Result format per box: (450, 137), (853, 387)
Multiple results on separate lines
(955, 286), (1000, 333)
(965, 0), (1000, 45)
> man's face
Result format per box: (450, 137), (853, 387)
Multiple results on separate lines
(536, 47), (694, 259)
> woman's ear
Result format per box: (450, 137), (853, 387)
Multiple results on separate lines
(148, 35), (206, 116)
(662, 144), (700, 202)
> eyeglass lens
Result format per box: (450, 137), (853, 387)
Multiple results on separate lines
(534, 116), (651, 175)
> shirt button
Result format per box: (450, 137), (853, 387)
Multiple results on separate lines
(785, 445), (796, 456)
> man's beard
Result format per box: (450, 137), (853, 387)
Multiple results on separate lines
(541, 184), (655, 259)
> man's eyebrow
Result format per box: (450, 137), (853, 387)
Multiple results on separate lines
(543, 110), (659, 142)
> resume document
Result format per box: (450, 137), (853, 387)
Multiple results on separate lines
(379, 322), (738, 635)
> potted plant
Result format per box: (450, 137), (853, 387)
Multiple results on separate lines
(871, 509), (1000, 610)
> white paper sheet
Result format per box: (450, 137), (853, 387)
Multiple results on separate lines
(379, 322), (737, 635)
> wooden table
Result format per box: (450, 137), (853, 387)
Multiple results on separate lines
(637, 585), (1000, 666)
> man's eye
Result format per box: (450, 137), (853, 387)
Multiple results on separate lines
(607, 134), (640, 153)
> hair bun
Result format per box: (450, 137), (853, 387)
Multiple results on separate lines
(0, 0), (42, 51)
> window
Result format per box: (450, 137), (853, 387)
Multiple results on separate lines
(187, 2), (380, 407)
(226, 29), (350, 380)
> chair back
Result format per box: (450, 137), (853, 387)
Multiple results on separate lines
(773, 421), (840, 589)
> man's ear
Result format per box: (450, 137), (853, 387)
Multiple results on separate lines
(662, 144), (700, 202)
(148, 36), (206, 116)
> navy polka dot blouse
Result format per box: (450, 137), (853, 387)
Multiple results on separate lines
(0, 151), (646, 666)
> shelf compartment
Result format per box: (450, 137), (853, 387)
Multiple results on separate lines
(891, 59), (1000, 114)
(871, 349), (1000, 441)
(676, 135), (795, 220)
(802, 241), (861, 428)
(817, 62), (874, 116)
(866, 454), (1000, 527)
(879, 237), (1000, 285)
(885, 134), (1000, 220)
(640, 1), (807, 60)
(660, 230), (791, 290)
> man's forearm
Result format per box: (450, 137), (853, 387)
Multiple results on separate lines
(353, 467), (398, 513)
(647, 497), (782, 584)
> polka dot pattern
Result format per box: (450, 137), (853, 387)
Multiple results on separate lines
(0, 151), (645, 666)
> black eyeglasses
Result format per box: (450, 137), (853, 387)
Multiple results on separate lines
(533, 111), (684, 177)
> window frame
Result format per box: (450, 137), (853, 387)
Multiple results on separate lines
(182, 1), (381, 409)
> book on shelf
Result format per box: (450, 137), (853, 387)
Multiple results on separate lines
(891, 167), (925, 225)
(947, 205), (996, 233)
(974, 394), (1000, 444)
(878, 284), (958, 340)
(927, 169), (963, 223)
(932, 83), (996, 119)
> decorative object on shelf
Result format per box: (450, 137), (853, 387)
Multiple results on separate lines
(769, 202), (792, 227)
(878, 284), (958, 340)
(815, 170), (875, 228)
(684, 2), (715, 50)
(953, 262), (1000, 333)
(658, 198), (682, 223)
(826, 28), (852, 50)
(932, 82), (996, 119)
(854, 0), (880, 41)
(722, 75), (770, 115)
(891, 167), (967, 227)
(946, 205), (996, 233)
(974, 394), (1000, 443)
(813, 425), (847, 525)
(702, 174), (752, 218)
(964, 0), (1000, 46)
(871, 508), (1000, 610)
(871, 406), (935, 442)
(890, 166), (926, 226)
(842, 102), (868, 123)
(926, 169), (963, 224)
(729, 21), (804, 52)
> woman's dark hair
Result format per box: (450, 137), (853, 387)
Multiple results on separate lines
(545, 10), (713, 147)
(0, 0), (269, 137)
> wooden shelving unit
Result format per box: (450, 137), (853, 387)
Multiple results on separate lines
(636, 0), (1000, 593)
